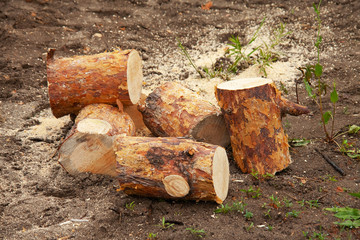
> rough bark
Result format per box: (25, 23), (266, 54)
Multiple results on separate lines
(47, 49), (143, 118)
(114, 136), (230, 204)
(215, 78), (309, 175)
(58, 104), (136, 176)
(138, 82), (230, 147)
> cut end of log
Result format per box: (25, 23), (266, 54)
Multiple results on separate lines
(191, 114), (230, 147)
(212, 146), (229, 203)
(77, 118), (112, 135)
(58, 132), (117, 177)
(217, 77), (273, 90)
(163, 175), (190, 198)
(127, 50), (143, 105)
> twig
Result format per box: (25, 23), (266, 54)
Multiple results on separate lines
(315, 148), (346, 176)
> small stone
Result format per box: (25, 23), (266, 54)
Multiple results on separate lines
(92, 33), (102, 38)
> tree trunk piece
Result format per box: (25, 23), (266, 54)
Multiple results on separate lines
(58, 104), (135, 176)
(215, 78), (309, 175)
(138, 82), (230, 147)
(114, 136), (230, 204)
(47, 49), (143, 118)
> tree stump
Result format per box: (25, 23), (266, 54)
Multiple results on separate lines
(47, 49), (143, 118)
(215, 78), (309, 174)
(58, 104), (136, 177)
(114, 136), (230, 204)
(138, 82), (230, 147)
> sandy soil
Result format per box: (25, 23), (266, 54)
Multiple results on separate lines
(0, 0), (359, 239)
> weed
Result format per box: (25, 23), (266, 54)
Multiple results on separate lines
(286, 210), (300, 218)
(325, 192), (360, 229)
(264, 209), (272, 218)
(300, 0), (339, 142)
(297, 200), (306, 207)
(245, 222), (254, 232)
(321, 174), (337, 182)
(339, 139), (360, 159)
(125, 201), (135, 211)
(250, 170), (274, 181)
(215, 200), (247, 214)
(269, 195), (282, 208)
(186, 227), (206, 238)
(244, 210), (253, 220)
(147, 232), (158, 239)
(240, 186), (262, 199)
(283, 198), (293, 208)
(157, 217), (174, 230)
(288, 138), (311, 147)
(176, 38), (205, 78)
(267, 225), (273, 231)
(303, 228), (328, 240)
(250, 170), (260, 180)
(306, 200), (320, 209)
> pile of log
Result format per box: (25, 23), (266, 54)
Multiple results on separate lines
(47, 50), (309, 203)
(47, 49), (230, 204)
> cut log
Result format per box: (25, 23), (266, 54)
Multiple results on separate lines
(138, 82), (230, 147)
(58, 104), (136, 176)
(46, 49), (143, 118)
(114, 136), (230, 204)
(215, 78), (310, 175)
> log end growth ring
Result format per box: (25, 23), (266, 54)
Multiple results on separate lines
(163, 175), (190, 198)
(77, 118), (112, 135)
(212, 146), (229, 203)
(127, 50), (143, 105)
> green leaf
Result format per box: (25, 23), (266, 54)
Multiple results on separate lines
(313, 3), (320, 15)
(335, 220), (360, 228)
(315, 36), (322, 48)
(314, 63), (323, 77)
(349, 125), (360, 134)
(347, 152), (360, 159)
(289, 139), (311, 147)
(330, 83), (339, 103)
(349, 192), (360, 199)
(333, 208), (360, 220)
(322, 111), (332, 125)
(304, 79), (316, 99)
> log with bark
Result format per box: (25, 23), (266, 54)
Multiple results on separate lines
(114, 136), (229, 204)
(47, 49), (143, 118)
(138, 82), (230, 147)
(215, 78), (309, 175)
(58, 103), (136, 177)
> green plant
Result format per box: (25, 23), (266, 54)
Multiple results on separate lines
(297, 199), (306, 207)
(177, 38), (205, 78)
(147, 232), (158, 239)
(186, 227), (206, 238)
(267, 225), (273, 231)
(321, 174), (337, 182)
(264, 209), (272, 218)
(244, 210), (253, 220)
(227, 17), (265, 73)
(240, 186), (262, 199)
(288, 138), (311, 147)
(125, 201), (136, 211)
(306, 200), (320, 209)
(303, 228), (328, 240)
(214, 200), (247, 214)
(158, 217), (174, 230)
(325, 192), (360, 229)
(269, 194), (282, 208)
(283, 198), (293, 208)
(339, 138), (360, 159)
(286, 210), (300, 218)
(245, 222), (254, 232)
(300, 0), (339, 142)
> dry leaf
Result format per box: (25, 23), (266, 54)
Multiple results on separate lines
(336, 186), (344, 192)
(201, 1), (213, 10)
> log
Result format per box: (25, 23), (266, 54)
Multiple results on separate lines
(58, 104), (135, 176)
(215, 78), (309, 174)
(138, 82), (230, 147)
(114, 136), (230, 204)
(46, 49), (143, 118)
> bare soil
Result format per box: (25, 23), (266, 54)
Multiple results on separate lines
(0, 0), (359, 239)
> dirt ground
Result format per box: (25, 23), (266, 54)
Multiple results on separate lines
(0, 0), (359, 239)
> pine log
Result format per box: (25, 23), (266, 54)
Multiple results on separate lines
(47, 49), (143, 118)
(215, 78), (309, 175)
(114, 136), (230, 204)
(58, 104), (135, 176)
(138, 82), (230, 147)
